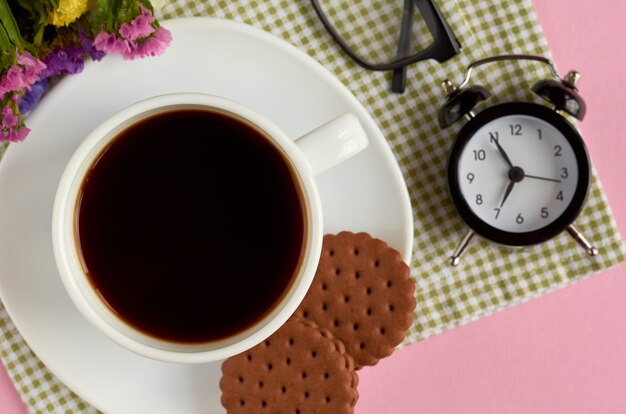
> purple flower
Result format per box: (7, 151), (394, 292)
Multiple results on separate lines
(78, 30), (106, 61)
(41, 47), (85, 78)
(18, 79), (48, 114)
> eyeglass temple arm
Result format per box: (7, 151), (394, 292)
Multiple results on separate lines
(394, 0), (460, 92)
(392, 0), (416, 93)
(412, 0), (461, 63)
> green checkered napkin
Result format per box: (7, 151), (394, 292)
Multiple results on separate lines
(1, 0), (624, 412)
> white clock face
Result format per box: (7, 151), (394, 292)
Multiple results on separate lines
(457, 114), (579, 233)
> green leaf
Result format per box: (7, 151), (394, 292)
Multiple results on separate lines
(0, 0), (24, 45)
(32, 20), (44, 45)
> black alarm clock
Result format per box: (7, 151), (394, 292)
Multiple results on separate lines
(437, 55), (598, 266)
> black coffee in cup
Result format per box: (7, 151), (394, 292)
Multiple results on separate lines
(76, 109), (307, 343)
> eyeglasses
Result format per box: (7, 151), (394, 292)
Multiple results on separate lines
(311, 0), (461, 93)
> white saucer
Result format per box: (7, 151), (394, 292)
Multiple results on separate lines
(0, 18), (413, 413)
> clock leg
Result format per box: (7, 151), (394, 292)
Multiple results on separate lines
(450, 230), (476, 266)
(566, 223), (599, 257)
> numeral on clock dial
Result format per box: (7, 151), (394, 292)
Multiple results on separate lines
(457, 114), (578, 233)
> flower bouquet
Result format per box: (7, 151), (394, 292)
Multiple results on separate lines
(0, 0), (171, 142)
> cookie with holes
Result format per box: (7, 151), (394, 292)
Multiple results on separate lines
(293, 231), (415, 368)
(220, 318), (358, 414)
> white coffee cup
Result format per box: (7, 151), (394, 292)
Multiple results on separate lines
(52, 93), (368, 363)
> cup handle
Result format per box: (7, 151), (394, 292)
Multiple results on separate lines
(294, 113), (369, 176)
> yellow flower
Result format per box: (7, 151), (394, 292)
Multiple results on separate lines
(49, 0), (90, 27)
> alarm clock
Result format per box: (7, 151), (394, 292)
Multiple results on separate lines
(437, 55), (598, 266)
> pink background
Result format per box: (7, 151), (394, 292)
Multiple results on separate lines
(2, 1), (626, 412)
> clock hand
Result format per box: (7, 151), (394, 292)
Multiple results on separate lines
(523, 174), (561, 183)
(500, 180), (515, 208)
(492, 138), (514, 168)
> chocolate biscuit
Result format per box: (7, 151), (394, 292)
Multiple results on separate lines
(220, 318), (358, 413)
(294, 231), (415, 368)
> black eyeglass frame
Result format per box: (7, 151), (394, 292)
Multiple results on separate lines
(311, 0), (461, 92)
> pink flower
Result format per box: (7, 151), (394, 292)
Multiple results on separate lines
(119, 14), (155, 40)
(94, 32), (119, 52)
(94, 4), (171, 60)
(138, 3), (156, 23)
(0, 50), (46, 97)
(16, 50), (38, 67)
(18, 51), (46, 86)
(0, 67), (25, 95)
(94, 32), (131, 55)
(1, 105), (18, 128)
(1, 104), (29, 142)
(96, 25), (171, 60)
(134, 27), (172, 58)
(2, 126), (29, 142)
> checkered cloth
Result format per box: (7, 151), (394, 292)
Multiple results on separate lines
(1, 0), (624, 412)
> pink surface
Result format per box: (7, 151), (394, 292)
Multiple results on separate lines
(2, 1), (626, 413)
